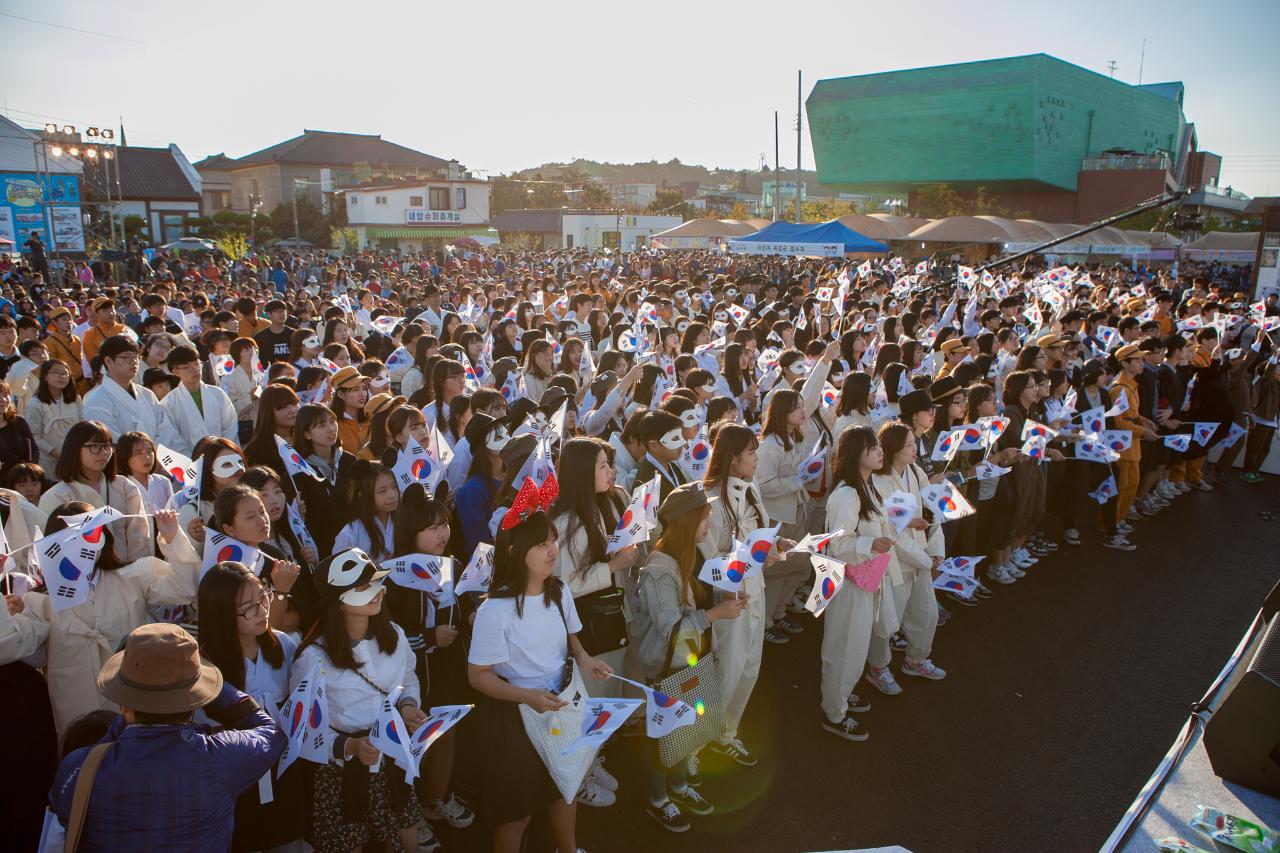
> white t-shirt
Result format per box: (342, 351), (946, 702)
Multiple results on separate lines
(469, 585), (582, 691)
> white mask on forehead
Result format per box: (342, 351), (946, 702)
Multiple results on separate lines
(659, 428), (686, 452)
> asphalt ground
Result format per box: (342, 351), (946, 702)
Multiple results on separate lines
(441, 476), (1280, 853)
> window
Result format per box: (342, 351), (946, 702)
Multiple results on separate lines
(454, 187), (466, 210)
(349, 195), (358, 205)
(375, 196), (388, 205)
(409, 195), (424, 207)
(429, 188), (449, 210)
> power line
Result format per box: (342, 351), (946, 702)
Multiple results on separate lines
(0, 12), (147, 44)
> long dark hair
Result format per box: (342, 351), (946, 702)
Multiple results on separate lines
(761, 388), (803, 452)
(490, 511), (563, 618)
(192, 437), (244, 502)
(35, 358), (78, 404)
(244, 384), (300, 462)
(198, 562), (284, 690)
(55, 420), (117, 484)
(392, 483), (451, 557)
(838, 372), (871, 417)
(292, 403), (338, 459)
(551, 437), (621, 575)
(831, 425), (881, 522)
(876, 422), (912, 475)
(296, 588), (399, 671)
(241, 466), (306, 557)
(349, 461), (397, 559)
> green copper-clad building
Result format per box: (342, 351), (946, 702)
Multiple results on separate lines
(807, 54), (1211, 222)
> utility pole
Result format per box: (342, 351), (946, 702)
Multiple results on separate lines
(291, 178), (301, 240)
(1105, 60), (1118, 78)
(773, 110), (780, 221)
(1138, 39), (1146, 85)
(795, 70), (802, 223)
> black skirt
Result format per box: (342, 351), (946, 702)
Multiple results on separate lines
(230, 760), (307, 852)
(477, 697), (560, 825)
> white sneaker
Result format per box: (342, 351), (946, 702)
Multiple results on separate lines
(1102, 535), (1137, 552)
(1063, 528), (1081, 546)
(417, 822), (442, 853)
(986, 565), (1015, 585)
(1117, 521), (1134, 535)
(576, 778), (616, 807)
(588, 754), (618, 791)
(423, 791), (476, 828)
(1008, 563), (1028, 578)
(1176, 482), (1191, 494)
(1013, 551), (1036, 568)
(865, 666), (903, 695)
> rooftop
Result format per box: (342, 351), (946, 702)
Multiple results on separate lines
(230, 130), (450, 171)
(116, 146), (199, 200)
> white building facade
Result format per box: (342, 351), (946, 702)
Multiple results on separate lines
(343, 175), (496, 251)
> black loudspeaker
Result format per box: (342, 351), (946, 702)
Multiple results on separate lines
(1204, 616), (1280, 797)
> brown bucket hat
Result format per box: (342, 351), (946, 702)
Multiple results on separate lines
(97, 623), (223, 714)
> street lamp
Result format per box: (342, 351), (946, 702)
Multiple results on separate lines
(249, 192), (263, 248)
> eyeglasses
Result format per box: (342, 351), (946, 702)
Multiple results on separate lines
(237, 590), (272, 619)
(84, 442), (115, 454)
(109, 354), (140, 364)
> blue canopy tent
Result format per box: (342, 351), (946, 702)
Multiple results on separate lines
(728, 219), (890, 256)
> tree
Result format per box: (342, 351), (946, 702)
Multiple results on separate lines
(797, 197), (856, 223)
(268, 198), (331, 247)
(728, 202), (751, 221)
(909, 184), (970, 219)
(647, 188), (695, 221)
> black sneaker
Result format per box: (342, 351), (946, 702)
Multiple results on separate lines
(847, 692), (871, 713)
(822, 712), (870, 742)
(778, 614), (804, 634)
(647, 800), (691, 833)
(764, 626), (789, 645)
(973, 583), (993, 600)
(946, 591), (978, 607)
(669, 785), (714, 816)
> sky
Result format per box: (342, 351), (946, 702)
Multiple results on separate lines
(2, 0), (1277, 196)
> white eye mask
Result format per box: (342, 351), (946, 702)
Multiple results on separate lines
(303, 336), (321, 349)
(659, 428), (687, 452)
(370, 374), (390, 389)
(701, 382), (715, 395)
(485, 425), (511, 452)
(788, 361), (807, 376)
(677, 320), (690, 333)
(212, 454), (246, 478)
(340, 579), (384, 606)
(715, 311), (728, 322)
(679, 409), (702, 429)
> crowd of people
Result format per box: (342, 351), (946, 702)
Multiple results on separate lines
(0, 242), (1277, 853)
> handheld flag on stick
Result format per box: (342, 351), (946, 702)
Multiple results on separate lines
(276, 435), (323, 481)
(382, 554), (455, 604)
(560, 699), (643, 755)
(202, 531), (262, 580)
(883, 491), (918, 536)
(455, 542), (494, 595)
(369, 686), (421, 783)
(805, 553), (846, 617)
(276, 664), (329, 774)
(920, 481), (975, 521)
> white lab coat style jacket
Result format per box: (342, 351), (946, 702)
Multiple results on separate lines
(25, 528), (200, 734)
(160, 381), (238, 456)
(699, 477), (768, 741)
(1, 487), (43, 573)
(868, 463), (943, 666)
(24, 397), (82, 466)
(37, 476), (152, 564)
(818, 482), (894, 723)
(83, 377), (170, 444)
